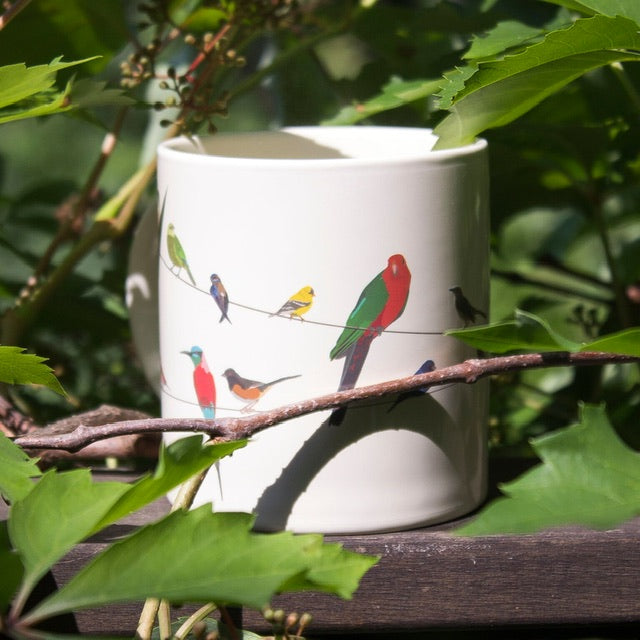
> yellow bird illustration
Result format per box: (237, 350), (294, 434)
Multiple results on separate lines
(270, 286), (315, 320)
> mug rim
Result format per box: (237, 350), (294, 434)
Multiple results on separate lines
(157, 126), (487, 168)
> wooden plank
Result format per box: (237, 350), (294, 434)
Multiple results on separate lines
(3, 464), (640, 636)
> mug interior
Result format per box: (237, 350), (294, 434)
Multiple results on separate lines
(158, 126), (486, 164)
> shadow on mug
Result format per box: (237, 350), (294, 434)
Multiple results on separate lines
(253, 392), (474, 532)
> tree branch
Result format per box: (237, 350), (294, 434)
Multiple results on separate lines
(0, 0), (31, 31)
(13, 351), (638, 453)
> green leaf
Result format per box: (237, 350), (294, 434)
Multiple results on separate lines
(464, 20), (545, 60)
(8, 436), (246, 597)
(544, 0), (640, 25)
(0, 58), (96, 111)
(456, 404), (640, 534)
(434, 15), (640, 147)
(180, 8), (229, 32)
(436, 65), (478, 111)
(91, 436), (248, 532)
(581, 327), (640, 356)
(322, 76), (442, 125)
(0, 346), (66, 395)
(0, 0), (127, 74)
(9, 469), (129, 597)
(68, 78), (135, 108)
(0, 432), (41, 503)
(446, 309), (581, 353)
(0, 521), (23, 612)
(26, 508), (378, 623)
(0, 61), (130, 125)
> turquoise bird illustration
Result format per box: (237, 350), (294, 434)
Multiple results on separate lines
(331, 254), (411, 392)
(210, 274), (231, 323)
(182, 346), (216, 418)
(167, 223), (196, 286)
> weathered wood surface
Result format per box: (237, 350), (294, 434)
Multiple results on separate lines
(3, 462), (640, 637)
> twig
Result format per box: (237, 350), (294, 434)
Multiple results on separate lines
(33, 107), (130, 280)
(14, 351), (638, 452)
(0, 395), (35, 436)
(0, 0), (31, 30)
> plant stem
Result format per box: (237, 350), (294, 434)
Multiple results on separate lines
(584, 185), (631, 327)
(14, 351), (640, 452)
(173, 602), (217, 640)
(158, 599), (172, 640)
(135, 447), (214, 640)
(33, 107), (129, 280)
(136, 598), (160, 640)
(0, 0), (31, 30)
(609, 62), (640, 114)
(0, 158), (157, 347)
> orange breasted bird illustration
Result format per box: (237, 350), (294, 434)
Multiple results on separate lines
(182, 346), (216, 418)
(222, 367), (300, 412)
(167, 223), (196, 286)
(210, 273), (231, 323)
(449, 285), (486, 327)
(330, 254), (411, 392)
(270, 286), (315, 320)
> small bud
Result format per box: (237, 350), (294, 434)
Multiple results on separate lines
(153, 101), (165, 111)
(159, 80), (169, 89)
(184, 33), (197, 46)
(285, 612), (299, 630)
(299, 612), (313, 628)
(167, 67), (176, 79)
(262, 607), (275, 622)
(272, 609), (285, 625)
(203, 32), (214, 44)
(192, 620), (207, 639)
(159, 119), (174, 128)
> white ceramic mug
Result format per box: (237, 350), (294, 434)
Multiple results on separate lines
(156, 126), (489, 534)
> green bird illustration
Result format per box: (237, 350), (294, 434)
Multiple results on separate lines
(166, 222), (196, 286)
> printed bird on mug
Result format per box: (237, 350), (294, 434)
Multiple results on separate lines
(167, 223), (196, 286)
(209, 273), (231, 323)
(330, 254), (411, 392)
(222, 367), (300, 412)
(270, 286), (315, 320)
(449, 285), (486, 327)
(182, 346), (216, 418)
(387, 359), (436, 412)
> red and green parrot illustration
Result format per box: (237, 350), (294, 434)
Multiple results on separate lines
(330, 254), (411, 392)
(182, 346), (216, 418)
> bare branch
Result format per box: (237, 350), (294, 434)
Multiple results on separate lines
(0, 0), (31, 31)
(14, 351), (639, 452)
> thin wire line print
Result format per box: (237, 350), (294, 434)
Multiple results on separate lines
(159, 254), (446, 336)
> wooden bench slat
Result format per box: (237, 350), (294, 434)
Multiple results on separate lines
(3, 464), (639, 636)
